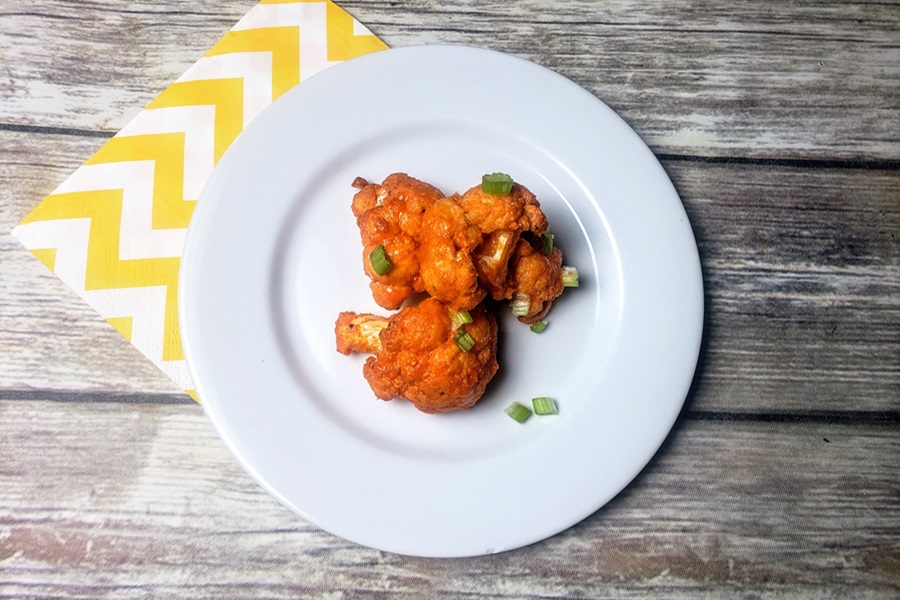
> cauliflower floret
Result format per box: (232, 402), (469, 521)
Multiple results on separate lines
(335, 298), (499, 413)
(457, 182), (548, 237)
(350, 173), (573, 323)
(457, 182), (549, 298)
(418, 196), (485, 311)
(504, 238), (565, 324)
(334, 312), (389, 355)
(351, 173), (445, 309)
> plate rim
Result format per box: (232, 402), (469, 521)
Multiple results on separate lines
(179, 44), (704, 557)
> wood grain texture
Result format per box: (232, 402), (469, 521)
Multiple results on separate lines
(3, 129), (897, 410)
(1, 0), (898, 597)
(1, 0), (898, 159)
(0, 130), (190, 394)
(1, 398), (897, 599)
(0, 0), (254, 133)
(670, 160), (900, 413)
(357, 0), (900, 161)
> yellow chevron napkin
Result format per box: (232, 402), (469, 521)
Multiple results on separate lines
(12, 0), (386, 399)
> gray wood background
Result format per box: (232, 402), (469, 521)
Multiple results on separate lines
(1, 0), (898, 597)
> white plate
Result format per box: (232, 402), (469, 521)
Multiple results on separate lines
(180, 45), (703, 557)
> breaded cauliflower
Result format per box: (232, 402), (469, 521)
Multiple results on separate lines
(458, 182), (549, 298)
(418, 196), (485, 311)
(335, 298), (499, 413)
(503, 238), (565, 324)
(350, 172), (575, 324)
(351, 173), (444, 309)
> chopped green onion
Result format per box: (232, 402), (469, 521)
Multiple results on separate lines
(454, 328), (476, 353)
(541, 231), (554, 255)
(504, 401), (532, 423)
(511, 292), (530, 317)
(562, 266), (579, 287)
(532, 397), (558, 415)
(529, 321), (548, 333)
(481, 172), (514, 196)
(450, 310), (473, 328)
(369, 244), (392, 276)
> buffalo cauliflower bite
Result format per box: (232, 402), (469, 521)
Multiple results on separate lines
(351, 173), (445, 309)
(351, 174), (569, 320)
(457, 182), (549, 298)
(335, 298), (499, 413)
(418, 197), (485, 311)
(504, 238), (565, 324)
(338, 173), (578, 413)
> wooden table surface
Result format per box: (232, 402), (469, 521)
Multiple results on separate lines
(2, 1), (898, 597)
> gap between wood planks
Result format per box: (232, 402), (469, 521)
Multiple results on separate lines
(3, 389), (899, 427)
(656, 153), (900, 172)
(2, 122), (899, 171)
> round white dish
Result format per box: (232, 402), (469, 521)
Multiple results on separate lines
(180, 45), (704, 557)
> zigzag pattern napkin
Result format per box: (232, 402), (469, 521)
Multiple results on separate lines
(12, 0), (387, 399)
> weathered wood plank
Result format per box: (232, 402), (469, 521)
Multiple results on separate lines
(0, 0), (897, 159)
(2, 1), (898, 598)
(669, 160), (900, 413)
(3, 129), (897, 410)
(0, 129), (186, 394)
(0, 247), (187, 394)
(0, 398), (897, 598)
(362, 0), (900, 161)
(0, 0), (253, 133)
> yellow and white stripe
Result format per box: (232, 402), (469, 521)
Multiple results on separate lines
(12, 0), (387, 399)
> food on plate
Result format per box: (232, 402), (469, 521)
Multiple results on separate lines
(505, 396), (559, 424)
(340, 172), (579, 413)
(351, 173), (444, 310)
(531, 397), (558, 415)
(504, 401), (532, 423)
(504, 237), (565, 324)
(418, 196), (485, 310)
(335, 298), (499, 414)
(458, 179), (548, 298)
(351, 173), (576, 317)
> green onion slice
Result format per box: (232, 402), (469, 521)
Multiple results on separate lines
(541, 231), (554, 255)
(529, 321), (548, 333)
(504, 401), (532, 423)
(454, 328), (476, 353)
(481, 172), (514, 196)
(369, 245), (392, 276)
(450, 310), (473, 328)
(511, 292), (530, 317)
(562, 266), (579, 287)
(532, 397), (558, 415)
